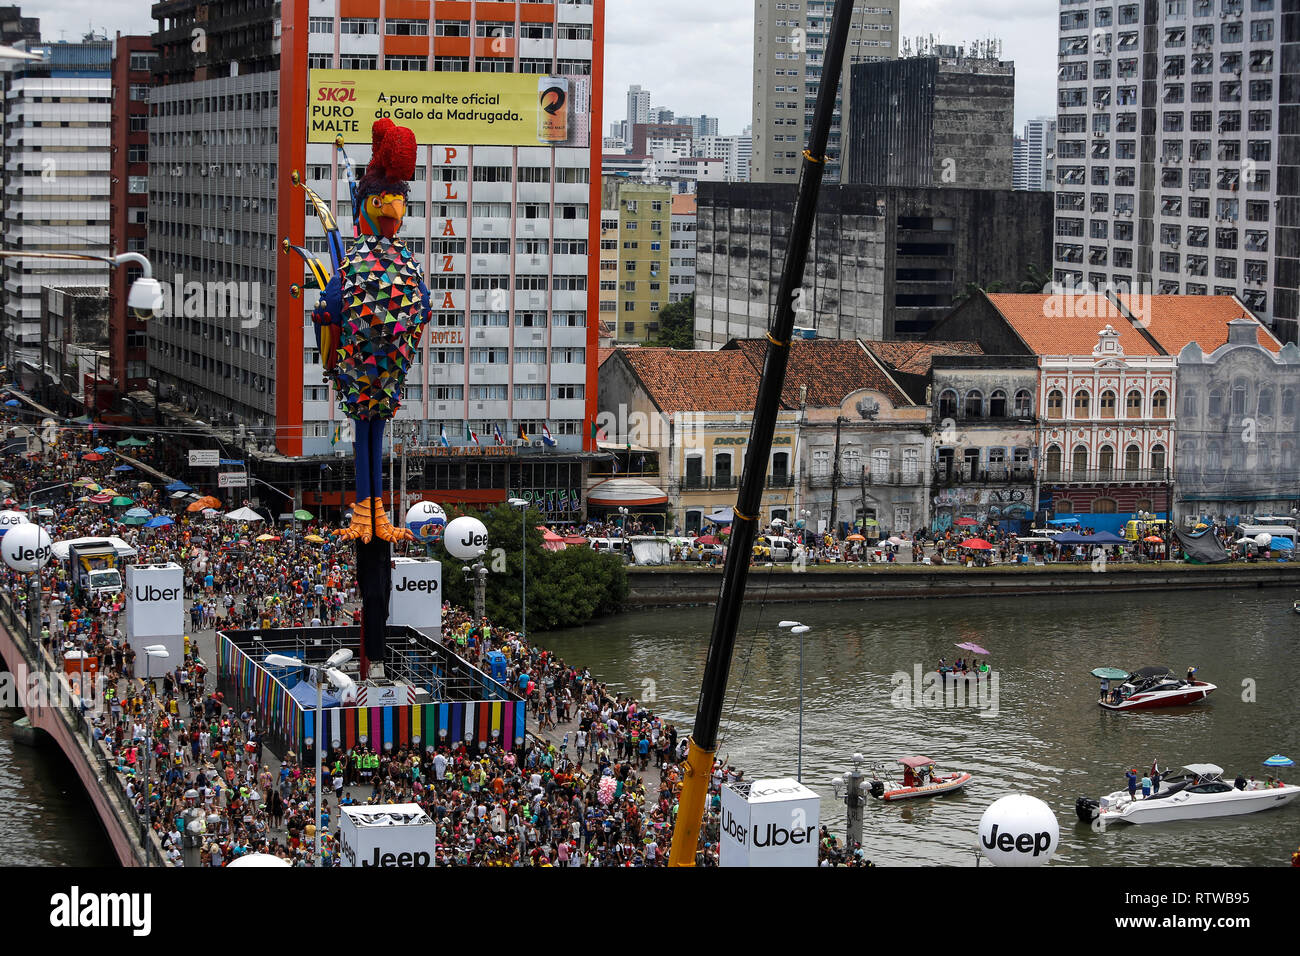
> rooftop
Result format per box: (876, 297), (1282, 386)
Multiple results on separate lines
(620, 348), (761, 413)
(984, 294), (1161, 356)
(1113, 294), (1282, 355)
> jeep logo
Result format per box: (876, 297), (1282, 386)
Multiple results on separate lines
(394, 578), (438, 594)
(362, 847), (430, 867)
(980, 823), (1053, 857)
(134, 586), (180, 602)
(457, 531), (489, 550)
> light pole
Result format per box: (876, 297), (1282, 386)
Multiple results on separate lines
(830, 752), (869, 852)
(265, 649), (356, 867)
(778, 620), (811, 781)
(141, 645), (169, 864)
(508, 498), (528, 639)
(461, 553), (488, 622)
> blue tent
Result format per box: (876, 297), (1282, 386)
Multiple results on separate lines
(165, 480), (193, 492)
(113, 464), (134, 472)
(1269, 536), (1294, 550)
(287, 679), (341, 709)
(1090, 531), (1126, 544)
(707, 508), (734, 524)
(1054, 531), (1090, 544)
(1047, 517), (1080, 526)
(145, 515), (173, 528)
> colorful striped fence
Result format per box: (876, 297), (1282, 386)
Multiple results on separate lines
(218, 633), (526, 756)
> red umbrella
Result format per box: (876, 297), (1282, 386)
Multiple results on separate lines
(82, 452), (105, 461)
(696, 534), (720, 546)
(961, 538), (993, 550)
(956, 516), (979, 526)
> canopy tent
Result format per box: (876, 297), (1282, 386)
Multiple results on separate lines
(897, 756), (936, 769)
(1089, 530), (1126, 544)
(1054, 531), (1090, 544)
(164, 480), (193, 493)
(586, 478), (669, 508)
(116, 436), (151, 447)
(705, 507), (734, 524)
(145, 516), (174, 528)
(224, 506), (263, 522)
(286, 679), (343, 709)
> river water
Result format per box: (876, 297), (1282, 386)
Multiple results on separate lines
(541, 587), (1300, 867)
(3, 588), (1296, 867)
(0, 710), (116, 866)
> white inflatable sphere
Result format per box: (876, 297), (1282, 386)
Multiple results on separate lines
(405, 500), (446, 541)
(444, 515), (489, 560)
(977, 794), (1059, 867)
(1254, 533), (1272, 548)
(1, 523), (53, 573)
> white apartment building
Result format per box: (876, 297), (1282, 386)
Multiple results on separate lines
(0, 42), (112, 369)
(1013, 116), (1056, 191)
(696, 134), (752, 182)
(1054, 0), (1296, 342)
(752, 0), (899, 183)
(299, 1), (597, 456)
(669, 194), (697, 303)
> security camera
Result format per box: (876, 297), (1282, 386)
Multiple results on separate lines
(128, 276), (164, 319)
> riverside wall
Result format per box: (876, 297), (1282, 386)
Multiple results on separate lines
(624, 562), (1300, 607)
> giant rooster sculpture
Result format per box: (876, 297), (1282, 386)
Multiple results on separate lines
(284, 119), (431, 673)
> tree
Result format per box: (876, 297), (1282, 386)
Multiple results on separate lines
(1018, 263), (1052, 293)
(648, 294), (694, 349)
(436, 504), (628, 631)
(951, 281), (1006, 306)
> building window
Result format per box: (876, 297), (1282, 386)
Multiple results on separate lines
(1047, 389), (1063, 420)
(1126, 389), (1142, 418)
(1091, 498), (1117, 514)
(1073, 389), (1090, 417)
(1098, 445), (1115, 477)
(1152, 389), (1168, 418)
(1100, 390), (1117, 419)
(1072, 445), (1089, 475)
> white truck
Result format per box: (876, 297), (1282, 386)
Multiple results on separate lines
(51, 536), (136, 599)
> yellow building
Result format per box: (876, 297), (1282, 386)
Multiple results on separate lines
(601, 177), (672, 344)
(598, 208), (619, 326)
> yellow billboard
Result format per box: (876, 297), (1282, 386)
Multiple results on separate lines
(308, 69), (590, 148)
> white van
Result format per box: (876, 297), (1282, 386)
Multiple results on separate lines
(758, 536), (794, 561)
(588, 538), (628, 559)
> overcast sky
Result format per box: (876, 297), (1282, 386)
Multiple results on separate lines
(29, 0), (1055, 136)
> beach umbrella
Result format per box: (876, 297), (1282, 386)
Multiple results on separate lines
(81, 452), (104, 461)
(122, 514), (148, 526)
(1090, 667), (1130, 680)
(293, 509), (313, 521)
(845, 533), (866, 542)
(88, 493), (112, 504)
(93, 445), (110, 453)
(202, 508), (219, 518)
(956, 641), (990, 656)
(225, 506), (263, 522)
(164, 480), (193, 493)
(125, 507), (151, 519)
(3, 399), (18, 407)
(116, 436), (150, 447)
(956, 516), (979, 527)
(255, 533), (280, 542)
(1143, 535), (1163, 543)
(696, 534), (719, 546)
(186, 500), (207, 513)
(1262, 755), (1295, 768)
(145, 516), (173, 528)
(111, 496), (134, 507)
(304, 533), (326, 544)
(962, 538), (993, 550)
(112, 463), (134, 472)
(888, 536), (908, 546)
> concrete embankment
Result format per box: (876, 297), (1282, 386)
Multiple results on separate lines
(625, 562), (1300, 607)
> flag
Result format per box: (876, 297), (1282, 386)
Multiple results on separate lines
(330, 424), (341, 447)
(439, 426), (449, 448)
(517, 422), (529, 442)
(493, 424), (505, 446)
(590, 419), (599, 443)
(465, 423), (479, 446)
(541, 424), (556, 447)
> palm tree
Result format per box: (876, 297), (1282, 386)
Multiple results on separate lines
(1018, 263), (1052, 293)
(952, 280), (1006, 305)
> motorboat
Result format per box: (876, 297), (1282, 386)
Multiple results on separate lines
(1076, 763), (1300, 825)
(869, 756), (971, 801)
(1093, 665), (1215, 711)
(1292, 600), (1299, 615)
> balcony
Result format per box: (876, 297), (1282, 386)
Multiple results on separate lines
(809, 471), (923, 488)
(1041, 468), (1171, 485)
(932, 466), (1034, 487)
(673, 474), (795, 492)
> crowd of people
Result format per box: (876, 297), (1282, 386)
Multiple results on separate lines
(1, 415), (872, 867)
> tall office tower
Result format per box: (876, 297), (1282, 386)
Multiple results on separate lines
(845, 52), (1015, 189)
(1054, 0), (1296, 342)
(751, 0), (899, 184)
(1012, 116), (1056, 191)
(626, 83), (650, 131)
(148, 0), (603, 477)
(677, 114), (719, 139)
(697, 134), (751, 182)
(0, 37), (112, 370)
(107, 34), (156, 401)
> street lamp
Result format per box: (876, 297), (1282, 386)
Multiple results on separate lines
(508, 498), (528, 639)
(778, 620), (811, 782)
(461, 556), (488, 621)
(830, 753), (869, 852)
(265, 648), (356, 866)
(141, 645), (169, 864)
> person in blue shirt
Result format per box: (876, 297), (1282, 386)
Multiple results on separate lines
(1126, 768), (1138, 798)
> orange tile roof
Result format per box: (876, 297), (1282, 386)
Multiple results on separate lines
(598, 347), (616, 367)
(863, 340), (983, 376)
(671, 193), (696, 216)
(985, 294), (1161, 356)
(727, 338), (912, 408)
(619, 348), (763, 413)
(1112, 294), (1281, 354)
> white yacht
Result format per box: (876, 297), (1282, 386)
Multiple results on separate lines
(1076, 764), (1300, 825)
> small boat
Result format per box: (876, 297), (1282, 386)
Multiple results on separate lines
(869, 756), (971, 801)
(1076, 763), (1300, 825)
(1093, 665), (1215, 711)
(1292, 600), (1299, 615)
